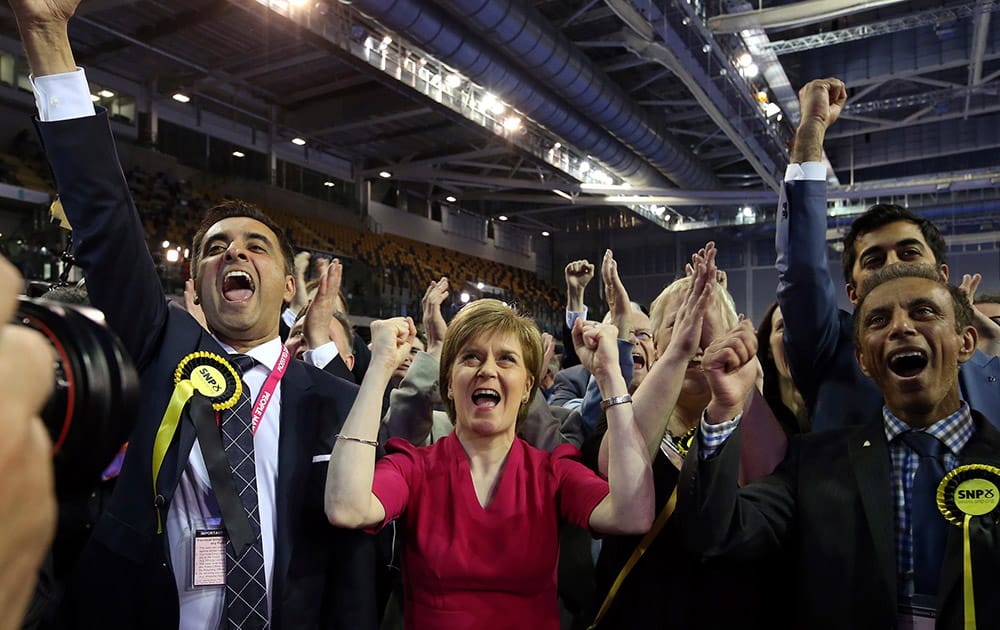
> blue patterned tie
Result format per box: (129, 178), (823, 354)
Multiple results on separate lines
(901, 431), (948, 596)
(223, 354), (268, 629)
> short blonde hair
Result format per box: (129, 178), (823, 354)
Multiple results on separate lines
(439, 299), (542, 429)
(649, 276), (738, 339)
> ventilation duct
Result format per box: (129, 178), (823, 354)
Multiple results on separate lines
(440, 0), (719, 189)
(350, 0), (673, 187)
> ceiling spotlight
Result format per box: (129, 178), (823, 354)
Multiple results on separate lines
(579, 160), (591, 174)
(232, 151), (245, 158)
(172, 93), (191, 103)
(541, 231), (550, 237)
(737, 52), (753, 68)
(445, 195), (456, 202)
(476, 282), (484, 290)
(162, 241), (170, 249)
(497, 215), (509, 221)
(291, 137), (307, 146)
(741, 206), (754, 217)
(324, 181), (336, 187)
(460, 292), (471, 303)
(502, 115), (522, 131)
(90, 94), (101, 102)
(552, 142), (561, 150)
(739, 63), (759, 79)
(166, 249), (180, 263)
(98, 89), (115, 98)
(379, 170), (392, 178)
(445, 74), (462, 88)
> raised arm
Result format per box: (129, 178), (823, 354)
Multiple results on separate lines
(14, 0), (170, 367)
(596, 245), (716, 474)
(421, 276), (449, 357)
(775, 78), (848, 404)
(573, 320), (653, 535)
(325, 317), (415, 529)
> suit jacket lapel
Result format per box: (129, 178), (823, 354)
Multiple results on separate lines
(272, 360), (314, 608)
(938, 412), (1000, 612)
(849, 416), (898, 603)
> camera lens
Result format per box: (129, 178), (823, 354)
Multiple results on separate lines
(15, 297), (139, 498)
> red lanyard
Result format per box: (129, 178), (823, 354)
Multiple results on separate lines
(246, 344), (290, 435)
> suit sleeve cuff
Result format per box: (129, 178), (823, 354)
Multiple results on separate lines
(698, 411), (742, 459)
(566, 307), (588, 329)
(784, 162), (826, 182)
(302, 341), (340, 369)
(32, 68), (97, 121)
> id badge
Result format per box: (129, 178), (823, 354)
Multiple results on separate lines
(191, 528), (227, 587)
(897, 599), (935, 630)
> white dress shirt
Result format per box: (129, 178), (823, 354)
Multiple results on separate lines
(32, 69), (283, 628)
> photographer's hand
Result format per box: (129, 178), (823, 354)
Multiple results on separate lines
(0, 257), (56, 630)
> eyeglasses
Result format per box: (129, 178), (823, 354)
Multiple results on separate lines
(632, 329), (653, 342)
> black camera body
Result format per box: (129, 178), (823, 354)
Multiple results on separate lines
(16, 297), (139, 499)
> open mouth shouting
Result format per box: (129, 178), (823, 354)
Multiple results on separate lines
(632, 351), (646, 371)
(888, 348), (929, 379)
(222, 269), (256, 303)
(472, 388), (501, 410)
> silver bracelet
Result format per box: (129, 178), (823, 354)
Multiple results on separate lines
(599, 394), (633, 411)
(334, 434), (379, 447)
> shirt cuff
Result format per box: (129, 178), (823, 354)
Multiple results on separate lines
(698, 411), (742, 460)
(784, 162), (826, 182)
(281, 307), (298, 329)
(32, 68), (97, 121)
(302, 341), (340, 369)
(566, 307), (588, 329)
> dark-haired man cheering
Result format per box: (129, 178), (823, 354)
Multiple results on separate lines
(9, 0), (377, 627)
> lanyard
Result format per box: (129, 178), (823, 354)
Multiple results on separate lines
(244, 344), (290, 435)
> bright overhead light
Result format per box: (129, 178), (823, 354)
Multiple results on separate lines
(166, 249), (180, 263)
(98, 89), (115, 98)
(445, 195), (456, 202)
(541, 231), (550, 237)
(737, 52), (753, 68)
(497, 215), (508, 221)
(172, 93), (191, 103)
(445, 74), (462, 88)
(552, 189), (573, 201)
(379, 35), (392, 51)
(579, 160), (591, 174)
(460, 292), (471, 303)
(741, 206), (755, 217)
(552, 142), (561, 150)
(502, 115), (522, 131)
(161, 241), (170, 249)
(379, 170), (392, 179)
(90, 94), (101, 102)
(739, 63), (759, 79)
(476, 282), (484, 290)
(291, 137), (306, 146)
(324, 181), (336, 187)
(232, 150), (245, 158)
(482, 92), (506, 116)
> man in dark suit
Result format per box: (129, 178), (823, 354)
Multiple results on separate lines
(679, 264), (1000, 629)
(776, 78), (998, 432)
(11, 1), (377, 627)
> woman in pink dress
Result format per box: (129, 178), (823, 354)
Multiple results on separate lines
(325, 298), (656, 629)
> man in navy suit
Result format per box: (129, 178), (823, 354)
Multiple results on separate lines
(10, 1), (377, 627)
(775, 78), (998, 432)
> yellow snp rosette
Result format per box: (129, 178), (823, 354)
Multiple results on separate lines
(936, 464), (1000, 630)
(151, 352), (242, 532)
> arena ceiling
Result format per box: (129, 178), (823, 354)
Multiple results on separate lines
(2, 0), (998, 235)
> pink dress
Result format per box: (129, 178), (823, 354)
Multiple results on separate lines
(371, 432), (609, 630)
